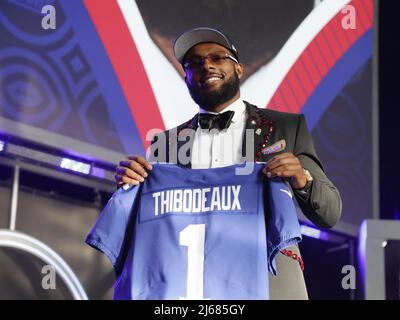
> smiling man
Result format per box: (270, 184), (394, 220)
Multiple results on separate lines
(183, 42), (242, 113)
(115, 27), (342, 300)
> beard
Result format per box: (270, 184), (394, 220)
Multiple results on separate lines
(186, 71), (240, 111)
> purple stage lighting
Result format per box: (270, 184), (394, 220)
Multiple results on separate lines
(0, 140), (4, 152)
(91, 166), (105, 179)
(394, 209), (400, 220)
(59, 158), (90, 175)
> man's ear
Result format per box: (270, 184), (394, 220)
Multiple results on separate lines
(236, 63), (244, 79)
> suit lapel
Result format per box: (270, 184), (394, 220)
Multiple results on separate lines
(175, 113), (198, 168)
(242, 102), (275, 162)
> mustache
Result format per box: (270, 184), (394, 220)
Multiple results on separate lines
(187, 71), (240, 110)
(200, 72), (224, 85)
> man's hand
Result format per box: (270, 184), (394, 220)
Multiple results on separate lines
(262, 152), (307, 190)
(115, 155), (153, 187)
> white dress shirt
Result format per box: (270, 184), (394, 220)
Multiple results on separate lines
(191, 98), (246, 169)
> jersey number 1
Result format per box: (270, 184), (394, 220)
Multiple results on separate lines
(179, 224), (209, 300)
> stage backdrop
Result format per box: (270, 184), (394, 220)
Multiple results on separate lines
(0, 0), (376, 235)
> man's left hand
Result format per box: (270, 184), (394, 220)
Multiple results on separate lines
(262, 152), (307, 189)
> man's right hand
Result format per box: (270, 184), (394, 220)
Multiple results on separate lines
(115, 155), (153, 187)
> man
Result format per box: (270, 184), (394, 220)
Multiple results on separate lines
(132, 0), (316, 128)
(115, 27), (342, 299)
(135, 0), (315, 83)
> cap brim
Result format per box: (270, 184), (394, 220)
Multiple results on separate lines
(174, 28), (234, 63)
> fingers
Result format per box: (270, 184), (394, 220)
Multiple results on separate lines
(116, 167), (145, 182)
(263, 164), (301, 178)
(265, 153), (300, 171)
(115, 174), (140, 186)
(266, 157), (300, 171)
(119, 160), (148, 178)
(266, 152), (294, 163)
(137, 156), (153, 171)
(266, 152), (295, 164)
(126, 155), (153, 171)
(115, 155), (152, 186)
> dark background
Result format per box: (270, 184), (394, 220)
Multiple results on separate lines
(379, 0), (400, 221)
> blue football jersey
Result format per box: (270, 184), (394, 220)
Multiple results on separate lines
(85, 163), (301, 300)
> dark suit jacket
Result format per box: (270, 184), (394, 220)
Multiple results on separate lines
(149, 101), (342, 229)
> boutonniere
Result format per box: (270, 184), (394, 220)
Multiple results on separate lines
(254, 116), (275, 162)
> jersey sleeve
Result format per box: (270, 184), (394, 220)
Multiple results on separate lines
(266, 179), (302, 276)
(85, 186), (140, 269)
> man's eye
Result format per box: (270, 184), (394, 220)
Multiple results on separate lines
(209, 55), (224, 62)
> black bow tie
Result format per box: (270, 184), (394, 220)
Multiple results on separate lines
(198, 111), (235, 130)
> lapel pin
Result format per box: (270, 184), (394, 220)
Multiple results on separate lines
(255, 128), (262, 135)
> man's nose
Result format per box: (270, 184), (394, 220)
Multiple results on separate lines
(201, 56), (215, 70)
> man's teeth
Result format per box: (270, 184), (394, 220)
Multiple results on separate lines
(205, 77), (221, 83)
